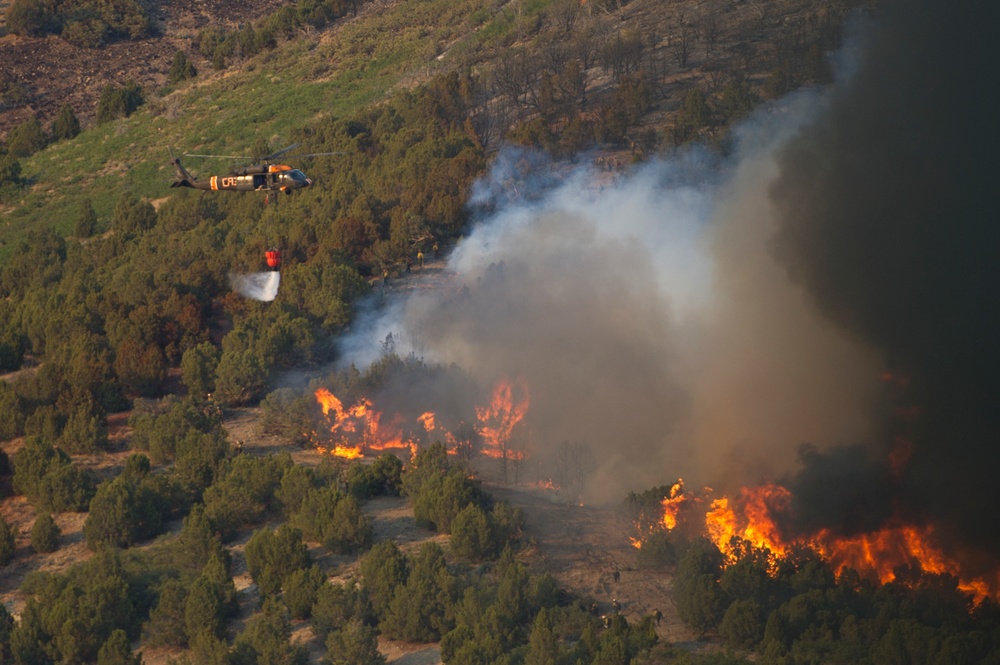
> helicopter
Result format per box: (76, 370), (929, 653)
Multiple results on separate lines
(168, 144), (335, 277)
(169, 144), (337, 203)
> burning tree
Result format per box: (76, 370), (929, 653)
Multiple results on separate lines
(475, 376), (530, 484)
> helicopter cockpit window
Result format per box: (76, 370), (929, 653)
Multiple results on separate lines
(287, 169), (309, 185)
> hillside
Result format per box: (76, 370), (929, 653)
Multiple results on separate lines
(12, 1), (978, 665)
(0, 0), (850, 250)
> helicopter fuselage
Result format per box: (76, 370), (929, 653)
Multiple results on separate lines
(171, 158), (312, 194)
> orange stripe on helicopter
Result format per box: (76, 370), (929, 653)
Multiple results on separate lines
(210, 176), (218, 191)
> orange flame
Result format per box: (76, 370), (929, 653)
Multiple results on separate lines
(660, 479), (688, 530)
(418, 411), (436, 432)
(698, 483), (996, 603)
(315, 444), (363, 460)
(475, 377), (530, 460)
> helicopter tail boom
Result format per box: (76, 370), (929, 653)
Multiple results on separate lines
(170, 158), (198, 188)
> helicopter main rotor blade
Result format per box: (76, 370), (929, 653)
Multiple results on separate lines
(183, 153), (252, 159)
(262, 143), (301, 161)
(284, 151), (347, 159)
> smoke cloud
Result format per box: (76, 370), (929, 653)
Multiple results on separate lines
(769, 0), (1000, 565)
(338, 104), (887, 504)
(231, 271), (281, 302)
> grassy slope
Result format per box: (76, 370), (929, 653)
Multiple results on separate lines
(0, 0), (526, 259)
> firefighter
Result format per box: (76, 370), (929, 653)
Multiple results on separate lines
(417, 251), (424, 267)
(612, 567), (620, 583)
(612, 598), (621, 613)
(653, 608), (662, 625)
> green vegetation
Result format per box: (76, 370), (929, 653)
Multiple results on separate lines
(0, 515), (15, 566)
(30, 512), (60, 553)
(6, 0), (152, 46)
(0, 0), (875, 663)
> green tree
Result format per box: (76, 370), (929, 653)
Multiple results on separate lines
(168, 50), (197, 84)
(213, 346), (269, 406)
(325, 618), (385, 665)
(449, 503), (494, 562)
(6, 0), (60, 36)
(96, 81), (145, 124)
(7, 116), (48, 157)
(31, 512), (60, 553)
(0, 515), (15, 566)
(12, 435), (95, 511)
(720, 598), (764, 650)
(201, 453), (287, 539)
(244, 525), (310, 599)
(59, 392), (109, 453)
(75, 198), (99, 237)
(97, 629), (142, 665)
(672, 537), (726, 634)
(293, 486), (373, 553)
(358, 540), (408, 619)
(311, 582), (371, 641)
(525, 608), (559, 665)
(0, 382), (26, 440)
(382, 541), (455, 642)
(185, 575), (226, 643)
(283, 565), (326, 620)
(111, 192), (157, 236)
(180, 341), (219, 398)
(232, 600), (307, 665)
(145, 579), (189, 647)
(51, 103), (81, 141)
(0, 602), (13, 664)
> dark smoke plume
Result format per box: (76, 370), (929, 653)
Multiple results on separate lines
(770, 0), (1000, 564)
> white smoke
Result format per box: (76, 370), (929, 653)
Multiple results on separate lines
(230, 271), (281, 302)
(333, 88), (886, 501)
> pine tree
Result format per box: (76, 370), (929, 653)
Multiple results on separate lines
(52, 104), (81, 141)
(75, 198), (99, 237)
(30, 512), (60, 553)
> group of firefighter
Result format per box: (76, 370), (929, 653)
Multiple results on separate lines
(594, 564), (663, 630)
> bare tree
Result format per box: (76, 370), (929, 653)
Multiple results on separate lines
(701, 13), (721, 58)
(553, 441), (596, 500)
(551, 0), (581, 34)
(667, 15), (694, 68)
(600, 30), (644, 83)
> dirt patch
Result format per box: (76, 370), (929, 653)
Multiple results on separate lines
(495, 485), (698, 646)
